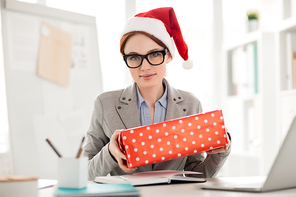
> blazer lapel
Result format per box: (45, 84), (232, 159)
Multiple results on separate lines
(165, 79), (187, 121)
(116, 82), (141, 129)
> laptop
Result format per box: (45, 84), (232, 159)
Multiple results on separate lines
(202, 116), (296, 192)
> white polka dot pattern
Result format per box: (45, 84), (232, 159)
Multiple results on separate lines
(118, 110), (229, 168)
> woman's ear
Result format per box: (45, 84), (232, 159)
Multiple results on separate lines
(165, 52), (173, 63)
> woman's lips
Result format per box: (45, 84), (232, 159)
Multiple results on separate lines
(140, 73), (156, 80)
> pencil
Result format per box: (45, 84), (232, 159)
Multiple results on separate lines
(76, 136), (85, 158)
(45, 138), (62, 158)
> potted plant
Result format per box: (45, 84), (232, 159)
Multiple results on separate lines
(246, 10), (259, 32)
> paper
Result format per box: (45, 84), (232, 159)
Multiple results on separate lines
(38, 179), (58, 189)
(61, 22), (90, 70)
(130, 170), (201, 178)
(94, 170), (205, 186)
(37, 22), (72, 87)
(6, 12), (39, 71)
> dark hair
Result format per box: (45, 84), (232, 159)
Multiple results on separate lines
(120, 31), (170, 57)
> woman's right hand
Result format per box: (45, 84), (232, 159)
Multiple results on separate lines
(108, 130), (137, 173)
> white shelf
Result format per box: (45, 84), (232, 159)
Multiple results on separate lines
(277, 17), (296, 32)
(229, 151), (260, 158)
(227, 94), (259, 101)
(223, 31), (260, 51)
(279, 89), (296, 96)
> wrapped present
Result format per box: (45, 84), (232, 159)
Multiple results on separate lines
(118, 110), (229, 168)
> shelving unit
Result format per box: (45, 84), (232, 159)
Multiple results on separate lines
(222, 31), (260, 152)
(277, 18), (296, 91)
(222, 1), (296, 177)
(222, 29), (277, 176)
(222, 31), (260, 176)
(276, 15), (296, 142)
(225, 31), (259, 97)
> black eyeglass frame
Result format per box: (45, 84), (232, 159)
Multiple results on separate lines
(123, 49), (168, 69)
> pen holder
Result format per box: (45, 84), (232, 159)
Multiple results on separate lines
(57, 157), (88, 189)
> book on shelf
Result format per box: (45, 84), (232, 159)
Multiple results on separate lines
(94, 170), (206, 186)
(246, 43), (258, 94)
(286, 32), (296, 90)
(293, 52), (296, 89)
(253, 43), (259, 93)
(230, 43), (258, 96)
(230, 46), (243, 95)
(54, 183), (139, 197)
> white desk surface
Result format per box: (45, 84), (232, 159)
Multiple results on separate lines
(38, 177), (296, 197)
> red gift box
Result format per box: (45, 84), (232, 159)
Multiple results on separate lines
(118, 110), (229, 168)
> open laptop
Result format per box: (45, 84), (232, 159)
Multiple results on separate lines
(202, 116), (296, 192)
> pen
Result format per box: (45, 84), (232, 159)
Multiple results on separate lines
(76, 136), (85, 158)
(119, 176), (129, 181)
(45, 138), (62, 157)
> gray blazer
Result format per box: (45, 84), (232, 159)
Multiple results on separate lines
(83, 79), (230, 180)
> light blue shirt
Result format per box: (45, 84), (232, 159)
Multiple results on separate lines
(136, 81), (168, 126)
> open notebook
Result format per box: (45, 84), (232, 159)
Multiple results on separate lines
(202, 116), (296, 192)
(94, 170), (206, 186)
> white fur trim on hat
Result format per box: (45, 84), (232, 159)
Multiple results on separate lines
(121, 17), (175, 58)
(182, 60), (193, 70)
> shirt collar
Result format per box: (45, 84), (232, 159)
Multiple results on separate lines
(136, 79), (168, 109)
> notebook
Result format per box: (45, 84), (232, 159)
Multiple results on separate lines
(54, 183), (139, 197)
(202, 116), (296, 192)
(94, 170), (206, 186)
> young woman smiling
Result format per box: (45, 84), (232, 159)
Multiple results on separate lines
(83, 7), (231, 180)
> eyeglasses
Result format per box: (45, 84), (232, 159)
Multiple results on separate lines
(123, 49), (168, 69)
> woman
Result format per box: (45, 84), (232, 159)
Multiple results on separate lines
(83, 7), (231, 180)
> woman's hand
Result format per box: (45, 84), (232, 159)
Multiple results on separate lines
(206, 129), (231, 155)
(108, 130), (137, 173)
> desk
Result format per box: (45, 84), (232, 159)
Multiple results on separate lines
(38, 177), (296, 197)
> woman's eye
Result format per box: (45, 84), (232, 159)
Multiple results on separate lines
(150, 52), (161, 58)
(128, 55), (140, 61)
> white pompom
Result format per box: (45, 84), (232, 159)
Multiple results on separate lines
(182, 60), (193, 69)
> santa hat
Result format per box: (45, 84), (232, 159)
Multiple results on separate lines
(121, 7), (193, 69)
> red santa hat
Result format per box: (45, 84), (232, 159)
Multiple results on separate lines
(121, 7), (193, 69)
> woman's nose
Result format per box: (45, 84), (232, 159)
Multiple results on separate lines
(140, 58), (152, 70)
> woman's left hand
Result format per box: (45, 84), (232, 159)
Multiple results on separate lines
(109, 130), (137, 173)
(206, 129), (231, 155)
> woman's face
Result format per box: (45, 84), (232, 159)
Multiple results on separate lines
(123, 33), (171, 91)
